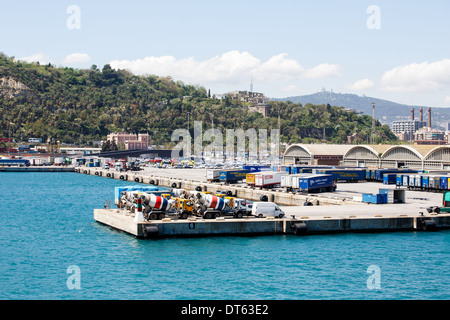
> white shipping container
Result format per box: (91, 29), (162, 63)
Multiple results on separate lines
(54, 157), (64, 165)
(254, 172), (287, 187)
(280, 174), (291, 188)
(206, 170), (220, 181)
(281, 174), (308, 188)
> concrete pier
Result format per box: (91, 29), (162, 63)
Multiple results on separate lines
(94, 208), (450, 239)
(76, 167), (362, 206)
(85, 167), (450, 238)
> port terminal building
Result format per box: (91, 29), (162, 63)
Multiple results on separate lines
(283, 144), (450, 170)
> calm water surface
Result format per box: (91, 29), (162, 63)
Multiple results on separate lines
(0, 172), (449, 300)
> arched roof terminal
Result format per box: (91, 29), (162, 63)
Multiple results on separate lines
(285, 144), (450, 170)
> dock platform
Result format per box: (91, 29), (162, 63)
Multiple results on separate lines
(94, 208), (450, 239)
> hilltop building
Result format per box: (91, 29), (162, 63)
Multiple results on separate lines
(221, 90), (270, 117)
(105, 132), (149, 150)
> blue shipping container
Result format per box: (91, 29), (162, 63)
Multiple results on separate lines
(383, 174), (397, 185)
(362, 193), (388, 204)
(243, 165), (270, 172)
(375, 169), (418, 181)
(396, 174), (403, 186)
(440, 177), (449, 190)
(296, 174), (333, 192)
(315, 169), (366, 181)
(219, 170), (249, 182)
(422, 175), (429, 189)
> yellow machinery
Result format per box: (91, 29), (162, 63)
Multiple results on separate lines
(175, 198), (193, 219)
(47, 138), (60, 154)
(225, 196), (234, 207)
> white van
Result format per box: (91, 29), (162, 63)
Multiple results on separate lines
(251, 202), (285, 218)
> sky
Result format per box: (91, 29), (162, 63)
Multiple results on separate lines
(2, 0), (450, 107)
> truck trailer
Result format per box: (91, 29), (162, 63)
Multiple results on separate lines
(254, 172), (287, 188)
(291, 174), (335, 193)
(219, 169), (249, 184)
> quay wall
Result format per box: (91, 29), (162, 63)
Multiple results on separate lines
(94, 209), (450, 239)
(77, 167), (363, 207)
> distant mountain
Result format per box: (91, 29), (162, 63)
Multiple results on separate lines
(274, 91), (450, 130)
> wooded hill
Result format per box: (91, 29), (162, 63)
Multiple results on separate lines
(0, 53), (397, 147)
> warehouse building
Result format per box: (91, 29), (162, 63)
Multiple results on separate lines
(284, 144), (450, 170)
(341, 144), (450, 170)
(283, 144), (354, 166)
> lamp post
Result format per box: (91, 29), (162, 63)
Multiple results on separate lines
(187, 112), (190, 133)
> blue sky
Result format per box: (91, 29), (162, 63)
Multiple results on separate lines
(2, 0), (450, 107)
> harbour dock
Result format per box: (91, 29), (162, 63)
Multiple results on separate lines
(76, 167), (361, 206)
(82, 166), (450, 238)
(94, 208), (450, 238)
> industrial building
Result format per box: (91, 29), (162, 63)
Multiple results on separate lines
(283, 144), (354, 166)
(391, 107), (428, 141)
(284, 144), (450, 170)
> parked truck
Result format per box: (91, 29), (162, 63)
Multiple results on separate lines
(190, 193), (251, 219)
(206, 169), (221, 182)
(192, 193), (228, 219)
(219, 169), (249, 184)
(427, 190), (450, 214)
(254, 171), (287, 188)
(314, 168), (366, 182)
(291, 174), (335, 193)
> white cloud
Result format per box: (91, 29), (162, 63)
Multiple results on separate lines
(110, 51), (340, 85)
(280, 84), (300, 93)
(303, 63), (341, 79)
(62, 53), (92, 65)
(16, 53), (53, 65)
(381, 59), (450, 92)
(346, 78), (374, 91)
(445, 96), (450, 104)
(253, 53), (304, 81)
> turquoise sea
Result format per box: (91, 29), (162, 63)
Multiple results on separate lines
(0, 172), (449, 300)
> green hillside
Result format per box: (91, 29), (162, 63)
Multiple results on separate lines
(0, 52), (397, 147)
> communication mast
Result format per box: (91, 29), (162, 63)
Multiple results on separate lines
(371, 102), (376, 144)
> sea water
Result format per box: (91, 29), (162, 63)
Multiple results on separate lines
(0, 172), (449, 300)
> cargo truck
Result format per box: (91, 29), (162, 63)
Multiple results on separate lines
(374, 169), (417, 182)
(245, 172), (256, 186)
(219, 169), (249, 184)
(291, 174), (335, 193)
(206, 169), (221, 182)
(243, 165), (271, 172)
(314, 169), (366, 182)
(254, 172), (287, 188)
(427, 190), (450, 214)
